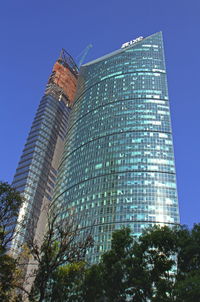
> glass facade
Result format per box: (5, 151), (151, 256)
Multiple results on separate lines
(11, 50), (78, 253)
(53, 32), (180, 263)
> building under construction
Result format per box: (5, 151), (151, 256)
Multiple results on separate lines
(11, 49), (78, 252)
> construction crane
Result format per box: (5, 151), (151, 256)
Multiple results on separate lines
(77, 44), (93, 68)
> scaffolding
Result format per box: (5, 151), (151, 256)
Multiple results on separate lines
(58, 48), (79, 77)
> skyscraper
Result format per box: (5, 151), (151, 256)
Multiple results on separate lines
(53, 32), (180, 263)
(11, 50), (78, 252)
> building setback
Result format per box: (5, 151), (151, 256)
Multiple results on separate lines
(11, 50), (78, 252)
(53, 32), (180, 263)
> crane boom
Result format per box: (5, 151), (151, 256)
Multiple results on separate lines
(77, 44), (93, 68)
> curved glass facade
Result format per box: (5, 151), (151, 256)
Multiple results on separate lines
(53, 32), (180, 263)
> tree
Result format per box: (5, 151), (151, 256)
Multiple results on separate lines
(0, 181), (94, 301)
(0, 253), (17, 301)
(79, 224), (200, 302)
(27, 208), (94, 302)
(79, 226), (179, 302)
(0, 181), (23, 251)
(174, 224), (200, 301)
(2, 180), (200, 302)
(50, 261), (86, 302)
(99, 228), (133, 302)
(129, 226), (178, 302)
(0, 181), (24, 301)
(79, 228), (137, 302)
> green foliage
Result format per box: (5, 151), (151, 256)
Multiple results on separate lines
(78, 224), (200, 302)
(0, 182), (23, 301)
(0, 181), (23, 250)
(33, 224), (200, 302)
(174, 224), (200, 301)
(0, 253), (16, 301)
(175, 272), (200, 301)
(92, 226), (178, 302)
(1, 180), (200, 302)
(50, 262), (86, 302)
(28, 211), (93, 302)
(82, 264), (104, 302)
(98, 228), (133, 302)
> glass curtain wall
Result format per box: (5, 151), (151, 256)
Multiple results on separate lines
(53, 32), (180, 263)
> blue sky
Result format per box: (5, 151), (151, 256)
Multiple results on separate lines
(0, 0), (199, 227)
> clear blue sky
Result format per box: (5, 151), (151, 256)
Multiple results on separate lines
(0, 0), (199, 227)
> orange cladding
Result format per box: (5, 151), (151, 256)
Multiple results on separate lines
(52, 61), (77, 105)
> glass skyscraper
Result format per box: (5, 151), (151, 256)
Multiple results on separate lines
(11, 50), (78, 252)
(53, 32), (180, 263)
